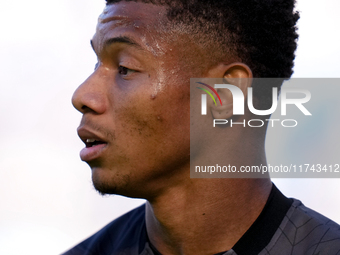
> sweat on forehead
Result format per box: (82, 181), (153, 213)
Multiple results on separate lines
(99, 2), (167, 29)
(93, 3), (172, 57)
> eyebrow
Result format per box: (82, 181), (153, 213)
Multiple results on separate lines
(90, 36), (143, 53)
(106, 36), (141, 47)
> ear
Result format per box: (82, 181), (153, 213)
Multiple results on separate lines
(207, 63), (253, 119)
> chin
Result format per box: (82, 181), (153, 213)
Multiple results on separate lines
(91, 166), (131, 196)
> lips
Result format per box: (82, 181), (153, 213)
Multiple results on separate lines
(85, 138), (107, 148)
(77, 127), (108, 162)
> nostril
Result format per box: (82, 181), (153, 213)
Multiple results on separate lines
(81, 105), (90, 111)
(80, 105), (97, 114)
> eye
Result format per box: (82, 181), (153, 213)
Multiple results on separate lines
(118, 65), (136, 76)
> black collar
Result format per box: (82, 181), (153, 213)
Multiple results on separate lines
(144, 184), (293, 255)
(231, 184), (293, 255)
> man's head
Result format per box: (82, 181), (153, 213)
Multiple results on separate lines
(72, 0), (299, 198)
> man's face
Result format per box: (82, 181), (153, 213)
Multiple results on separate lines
(72, 2), (201, 198)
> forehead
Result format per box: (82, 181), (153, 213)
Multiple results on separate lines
(92, 2), (212, 77)
(93, 2), (169, 53)
(99, 2), (167, 26)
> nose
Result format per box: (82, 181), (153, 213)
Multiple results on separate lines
(72, 71), (107, 114)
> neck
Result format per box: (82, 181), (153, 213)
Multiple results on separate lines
(145, 124), (271, 255)
(146, 179), (272, 255)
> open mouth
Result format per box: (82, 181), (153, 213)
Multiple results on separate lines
(85, 139), (107, 148)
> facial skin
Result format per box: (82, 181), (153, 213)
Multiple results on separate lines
(72, 2), (209, 199)
(73, 3), (272, 254)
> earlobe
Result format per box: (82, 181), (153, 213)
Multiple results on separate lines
(210, 90), (234, 119)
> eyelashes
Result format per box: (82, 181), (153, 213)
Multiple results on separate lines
(93, 62), (137, 77)
(118, 65), (136, 76)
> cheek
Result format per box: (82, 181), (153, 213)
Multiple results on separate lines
(110, 68), (191, 149)
(103, 77), (191, 183)
(113, 91), (164, 141)
(120, 107), (159, 138)
(114, 88), (189, 147)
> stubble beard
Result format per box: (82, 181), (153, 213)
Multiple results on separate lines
(91, 170), (131, 196)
